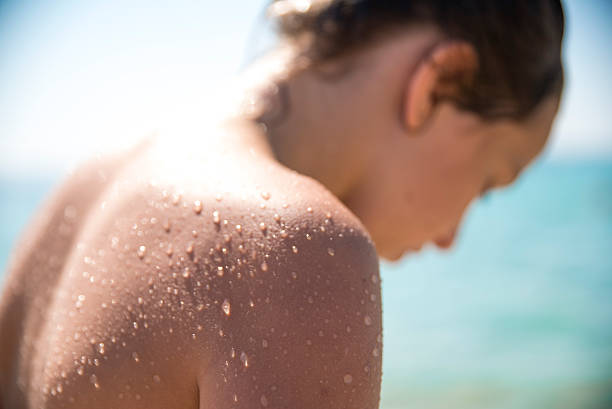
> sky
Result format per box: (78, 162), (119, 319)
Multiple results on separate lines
(0, 0), (610, 177)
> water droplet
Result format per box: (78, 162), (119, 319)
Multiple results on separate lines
(137, 246), (146, 259)
(371, 274), (378, 284)
(260, 395), (269, 407)
(222, 299), (231, 316)
(213, 211), (220, 224)
(261, 262), (268, 272)
(97, 343), (105, 354)
(231, 348), (236, 358)
(343, 374), (353, 384)
(75, 294), (85, 308)
(240, 352), (249, 367)
(306, 233), (312, 240)
(193, 200), (203, 214)
(235, 224), (242, 233)
(132, 352), (140, 362)
(306, 207), (313, 213)
(327, 248), (335, 256)
(325, 211), (332, 219)
(372, 347), (379, 357)
(261, 191), (271, 201)
(217, 266), (224, 277)
(186, 242), (194, 255)
(291, 271), (298, 280)
(364, 315), (372, 326)
(76, 366), (84, 376)
(364, 365), (370, 373)
(259, 222), (267, 232)
(280, 229), (288, 238)
(197, 303), (205, 311)
(215, 193), (223, 202)
(273, 213), (280, 222)
(137, 297), (144, 305)
(292, 245), (298, 254)
(90, 374), (100, 389)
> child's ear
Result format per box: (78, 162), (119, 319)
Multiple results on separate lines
(404, 41), (478, 131)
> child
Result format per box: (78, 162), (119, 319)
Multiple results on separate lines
(0, 1), (564, 407)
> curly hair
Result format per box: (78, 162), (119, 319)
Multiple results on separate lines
(269, 0), (564, 120)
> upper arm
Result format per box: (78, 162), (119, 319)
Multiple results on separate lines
(197, 223), (382, 409)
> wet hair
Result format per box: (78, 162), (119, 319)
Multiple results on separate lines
(268, 0), (564, 120)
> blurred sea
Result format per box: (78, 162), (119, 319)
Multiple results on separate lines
(1, 159), (611, 409)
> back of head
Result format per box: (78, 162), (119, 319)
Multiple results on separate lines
(269, 0), (565, 120)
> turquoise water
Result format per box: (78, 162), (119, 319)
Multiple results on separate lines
(381, 160), (612, 409)
(1, 160), (611, 408)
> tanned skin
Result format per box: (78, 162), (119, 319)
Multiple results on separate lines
(0, 26), (560, 409)
(0, 128), (382, 409)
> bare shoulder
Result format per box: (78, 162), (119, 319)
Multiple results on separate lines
(179, 174), (383, 409)
(201, 193), (383, 409)
(158, 165), (383, 409)
(33, 149), (381, 408)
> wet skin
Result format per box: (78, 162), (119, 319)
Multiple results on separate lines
(0, 128), (382, 409)
(0, 25), (561, 408)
